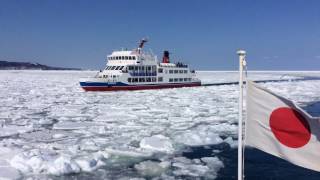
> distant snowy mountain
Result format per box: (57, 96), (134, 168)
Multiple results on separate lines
(0, 60), (81, 70)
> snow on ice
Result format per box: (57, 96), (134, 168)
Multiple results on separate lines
(0, 70), (319, 179)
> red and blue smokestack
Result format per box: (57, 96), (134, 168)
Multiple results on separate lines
(162, 51), (170, 63)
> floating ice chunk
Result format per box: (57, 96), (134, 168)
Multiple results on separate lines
(172, 156), (193, 164)
(75, 157), (98, 172)
(92, 151), (110, 162)
(104, 148), (152, 158)
(0, 167), (21, 180)
(201, 157), (224, 169)
(201, 157), (224, 179)
(224, 137), (238, 148)
(38, 118), (54, 125)
(10, 153), (32, 173)
(80, 139), (100, 151)
(173, 130), (223, 146)
(134, 160), (170, 177)
(52, 133), (67, 139)
(172, 156), (224, 179)
(0, 146), (20, 162)
(140, 135), (174, 153)
(48, 156), (80, 175)
(26, 156), (47, 173)
(172, 162), (210, 177)
(0, 125), (33, 138)
(10, 149), (57, 174)
(53, 121), (102, 130)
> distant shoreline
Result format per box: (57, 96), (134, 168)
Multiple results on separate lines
(0, 60), (81, 70)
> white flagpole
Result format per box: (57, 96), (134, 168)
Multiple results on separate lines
(237, 50), (246, 180)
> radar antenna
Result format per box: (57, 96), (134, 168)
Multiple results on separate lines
(138, 38), (148, 49)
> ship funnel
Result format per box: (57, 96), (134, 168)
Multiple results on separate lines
(162, 51), (170, 63)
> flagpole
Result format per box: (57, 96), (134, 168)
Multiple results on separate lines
(237, 50), (246, 180)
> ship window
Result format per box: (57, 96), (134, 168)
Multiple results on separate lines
(158, 77), (163, 82)
(121, 56), (124, 60)
(184, 78), (188, 81)
(134, 66), (138, 71)
(152, 66), (156, 71)
(152, 77), (156, 82)
(158, 68), (163, 73)
(174, 70), (178, 74)
(179, 78), (183, 82)
(112, 57), (115, 60)
(125, 56), (128, 60)
(111, 66), (116, 70)
(169, 70), (173, 74)
(128, 66), (133, 70)
(128, 56), (131, 60)
(141, 66), (145, 71)
(128, 78), (132, 82)
(174, 78), (178, 82)
(169, 78), (173, 82)
(179, 70), (183, 73)
(147, 66), (151, 71)
(184, 70), (188, 73)
(115, 56), (118, 60)
(146, 77), (151, 82)
(132, 56), (136, 60)
(133, 78), (138, 82)
(139, 78), (145, 82)
(189, 78), (192, 81)
(119, 66), (124, 70)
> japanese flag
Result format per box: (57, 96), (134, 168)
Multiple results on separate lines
(245, 81), (320, 172)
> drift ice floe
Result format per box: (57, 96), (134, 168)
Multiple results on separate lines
(79, 39), (201, 91)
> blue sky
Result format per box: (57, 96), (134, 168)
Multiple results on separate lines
(0, 0), (319, 70)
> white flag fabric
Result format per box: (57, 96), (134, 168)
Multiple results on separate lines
(245, 81), (320, 172)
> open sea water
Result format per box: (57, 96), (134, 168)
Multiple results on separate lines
(0, 70), (319, 180)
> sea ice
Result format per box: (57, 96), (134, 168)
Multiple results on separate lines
(0, 167), (21, 180)
(134, 160), (170, 177)
(0, 125), (33, 138)
(139, 135), (174, 153)
(0, 71), (319, 179)
(48, 156), (81, 175)
(173, 128), (223, 146)
(224, 137), (238, 148)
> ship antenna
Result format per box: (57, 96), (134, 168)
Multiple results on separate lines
(138, 38), (148, 49)
(137, 38), (148, 54)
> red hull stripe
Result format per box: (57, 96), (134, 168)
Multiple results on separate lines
(81, 82), (201, 91)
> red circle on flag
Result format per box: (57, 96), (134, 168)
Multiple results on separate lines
(269, 107), (311, 148)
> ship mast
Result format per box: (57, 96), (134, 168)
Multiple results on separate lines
(137, 38), (148, 53)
